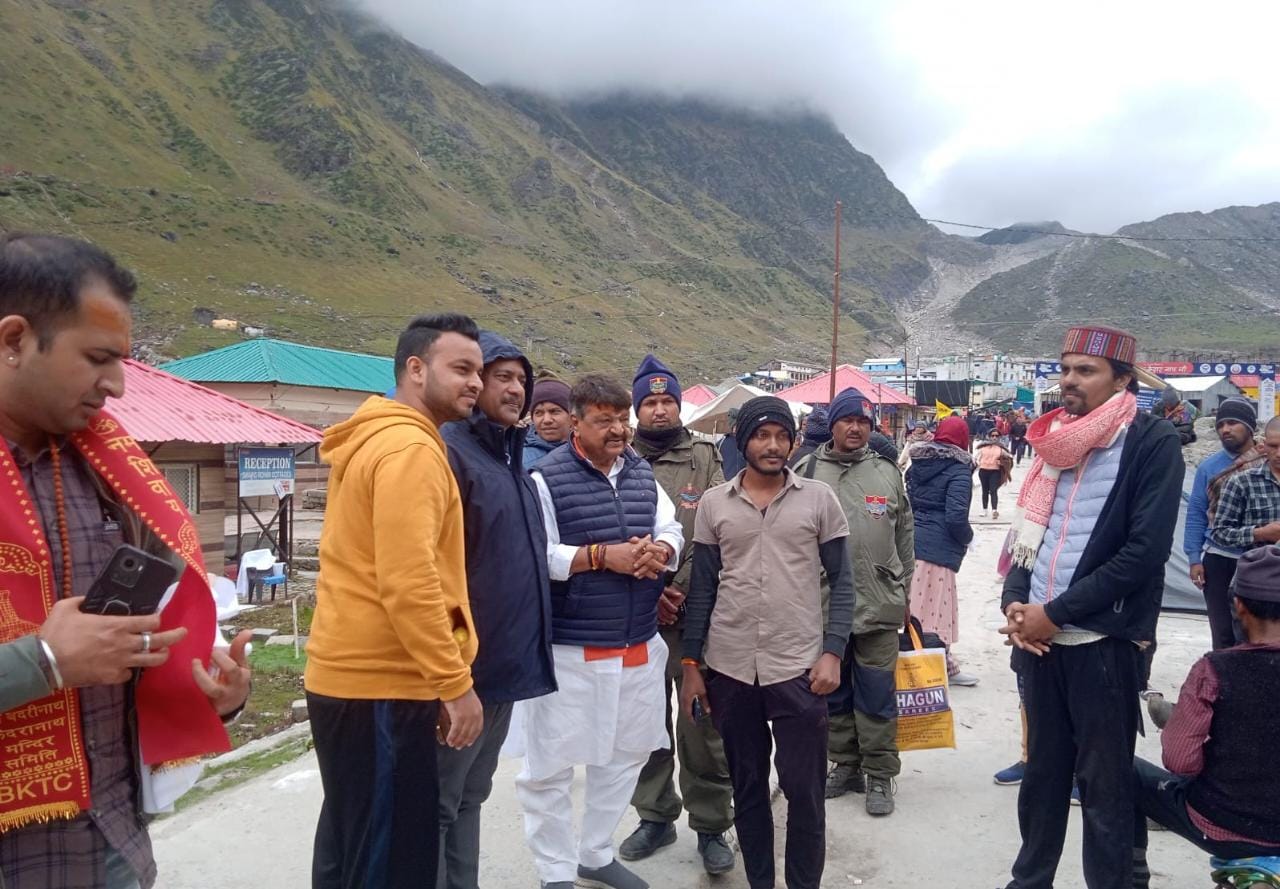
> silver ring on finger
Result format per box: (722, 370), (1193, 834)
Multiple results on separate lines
(140, 631), (152, 654)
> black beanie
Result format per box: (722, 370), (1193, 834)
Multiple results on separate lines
(734, 396), (796, 456)
(1215, 397), (1257, 434)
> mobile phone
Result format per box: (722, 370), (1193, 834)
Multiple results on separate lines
(80, 544), (177, 616)
(692, 695), (707, 722)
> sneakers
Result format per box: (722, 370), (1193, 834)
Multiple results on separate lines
(993, 761), (1026, 785)
(1146, 692), (1173, 730)
(949, 670), (980, 687)
(541, 884), (575, 889)
(824, 763), (866, 799)
(696, 832), (735, 875)
(992, 510), (999, 520)
(577, 859), (649, 889)
(618, 820), (675, 861)
(980, 509), (988, 518)
(865, 777), (895, 816)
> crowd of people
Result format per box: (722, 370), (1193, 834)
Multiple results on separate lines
(0, 233), (1277, 889)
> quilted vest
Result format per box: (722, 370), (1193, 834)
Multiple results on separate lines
(1029, 430), (1127, 616)
(537, 444), (663, 646)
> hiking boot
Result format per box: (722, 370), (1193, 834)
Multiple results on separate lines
(993, 761), (1025, 785)
(696, 832), (735, 875)
(949, 670), (980, 687)
(577, 859), (649, 889)
(866, 777), (895, 816)
(618, 820), (675, 861)
(1146, 693), (1173, 730)
(824, 763), (866, 798)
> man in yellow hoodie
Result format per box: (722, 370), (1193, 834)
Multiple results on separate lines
(304, 313), (486, 889)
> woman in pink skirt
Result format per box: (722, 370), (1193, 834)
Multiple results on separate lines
(904, 416), (979, 685)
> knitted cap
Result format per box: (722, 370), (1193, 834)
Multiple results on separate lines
(1216, 397), (1257, 434)
(632, 353), (682, 412)
(828, 387), (873, 427)
(1061, 325), (1137, 364)
(802, 407), (831, 445)
(734, 396), (796, 456)
(530, 374), (571, 413)
(1234, 545), (1280, 603)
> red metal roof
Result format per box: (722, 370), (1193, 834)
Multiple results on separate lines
(775, 365), (915, 406)
(111, 360), (323, 445)
(682, 384), (719, 407)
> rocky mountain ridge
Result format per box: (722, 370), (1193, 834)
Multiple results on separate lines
(0, 0), (1275, 374)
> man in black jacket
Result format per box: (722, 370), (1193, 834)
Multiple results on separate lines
(439, 331), (556, 889)
(997, 325), (1183, 889)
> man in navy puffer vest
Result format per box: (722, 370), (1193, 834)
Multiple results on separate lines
(516, 374), (685, 889)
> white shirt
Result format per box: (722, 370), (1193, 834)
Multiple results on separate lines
(531, 452), (684, 580)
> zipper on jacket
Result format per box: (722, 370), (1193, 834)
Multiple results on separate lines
(1045, 451), (1094, 602)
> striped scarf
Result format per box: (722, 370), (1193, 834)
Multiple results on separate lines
(1000, 390), (1137, 573)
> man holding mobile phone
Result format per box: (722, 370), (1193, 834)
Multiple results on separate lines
(0, 233), (252, 889)
(679, 396), (854, 889)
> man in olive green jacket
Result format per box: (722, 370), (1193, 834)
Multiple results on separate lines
(797, 387), (914, 817)
(620, 354), (735, 876)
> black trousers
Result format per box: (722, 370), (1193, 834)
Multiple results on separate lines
(979, 468), (1002, 510)
(1007, 639), (1142, 889)
(708, 672), (828, 889)
(1012, 437), (1028, 464)
(309, 692), (441, 889)
(1202, 553), (1244, 651)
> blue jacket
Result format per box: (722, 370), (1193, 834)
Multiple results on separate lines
(1185, 448), (1242, 563)
(905, 442), (974, 571)
(441, 332), (556, 704)
(523, 427), (564, 469)
(537, 444), (664, 647)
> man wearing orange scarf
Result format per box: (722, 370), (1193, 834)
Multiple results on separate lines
(0, 234), (250, 889)
(997, 325), (1183, 889)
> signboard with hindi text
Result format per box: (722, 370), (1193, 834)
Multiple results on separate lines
(238, 447), (296, 497)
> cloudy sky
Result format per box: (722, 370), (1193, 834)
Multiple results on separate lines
(357, 0), (1279, 233)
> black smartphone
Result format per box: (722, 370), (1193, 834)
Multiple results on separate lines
(80, 544), (177, 616)
(692, 695), (707, 722)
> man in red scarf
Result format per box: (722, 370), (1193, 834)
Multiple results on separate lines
(0, 234), (251, 889)
(997, 325), (1183, 889)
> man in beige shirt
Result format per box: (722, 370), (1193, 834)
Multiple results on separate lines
(678, 396), (854, 889)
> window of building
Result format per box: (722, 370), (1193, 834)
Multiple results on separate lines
(160, 463), (199, 514)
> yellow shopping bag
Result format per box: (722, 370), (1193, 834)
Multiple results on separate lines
(895, 623), (956, 751)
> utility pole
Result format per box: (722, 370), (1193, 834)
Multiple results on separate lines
(829, 200), (842, 403)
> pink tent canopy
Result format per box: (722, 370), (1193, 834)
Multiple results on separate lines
(681, 383), (719, 407)
(775, 365), (914, 406)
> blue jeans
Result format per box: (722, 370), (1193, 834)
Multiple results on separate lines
(1134, 757), (1280, 862)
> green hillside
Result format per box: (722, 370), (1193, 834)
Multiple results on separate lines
(952, 237), (1280, 355)
(0, 0), (922, 379)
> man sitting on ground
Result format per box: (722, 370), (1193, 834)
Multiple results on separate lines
(1132, 545), (1280, 887)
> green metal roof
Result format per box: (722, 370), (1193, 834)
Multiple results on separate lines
(160, 339), (394, 394)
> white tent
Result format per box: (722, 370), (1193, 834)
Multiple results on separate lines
(686, 383), (811, 434)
